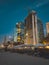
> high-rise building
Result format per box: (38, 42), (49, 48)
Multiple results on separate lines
(24, 10), (44, 45)
(15, 22), (24, 43)
(46, 22), (49, 35)
(37, 19), (44, 43)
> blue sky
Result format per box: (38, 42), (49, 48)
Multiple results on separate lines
(0, 0), (49, 42)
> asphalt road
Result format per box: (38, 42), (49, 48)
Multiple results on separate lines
(0, 52), (49, 65)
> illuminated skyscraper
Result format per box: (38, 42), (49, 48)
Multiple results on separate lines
(37, 19), (44, 43)
(16, 22), (24, 43)
(46, 22), (49, 35)
(24, 10), (44, 45)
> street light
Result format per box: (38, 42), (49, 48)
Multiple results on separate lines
(26, 33), (28, 36)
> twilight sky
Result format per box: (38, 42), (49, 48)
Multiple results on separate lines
(0, 0), (49, 42)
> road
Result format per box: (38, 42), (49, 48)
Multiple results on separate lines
(0, 52), (49, 65)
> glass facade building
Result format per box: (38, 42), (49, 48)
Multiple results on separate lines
(24, 11), (44, 45)
(37, 19), (44, 43)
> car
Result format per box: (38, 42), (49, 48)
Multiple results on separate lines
(10, 45), (25, 53)
(33, 43), (45, 56)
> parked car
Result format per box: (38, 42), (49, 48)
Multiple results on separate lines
(33, 43), (45, 56)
